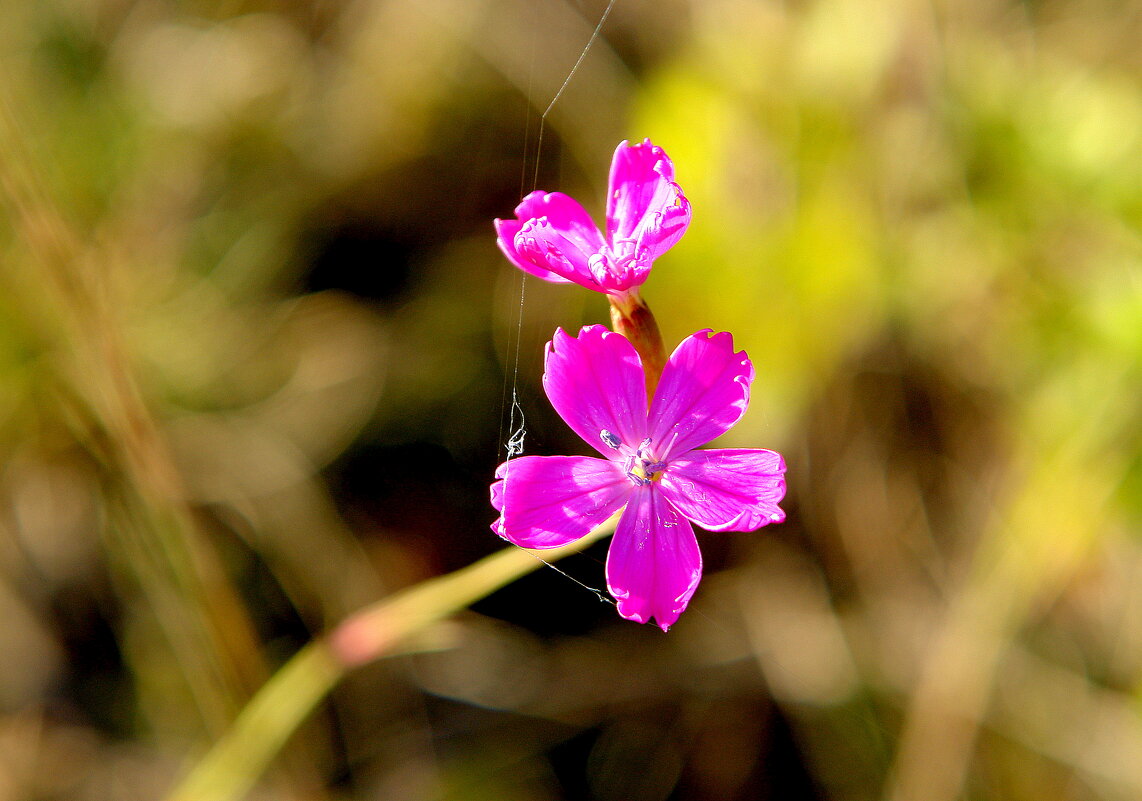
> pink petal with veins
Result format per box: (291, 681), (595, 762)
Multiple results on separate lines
(648, 330), (753, 461)
(495, 218), (570, 283)
(491, 455), (629, 549)
(659, 448), (787, 531)
(606, 139), (692, 272)
(495, 191), (606, 287)
(606, 486), (702, 631)
(543, 326), (648, 455)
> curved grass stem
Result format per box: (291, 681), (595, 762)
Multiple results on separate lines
(164, 516), (618, 801)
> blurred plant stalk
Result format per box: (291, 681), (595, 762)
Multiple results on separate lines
(884, 366), (1136, 801)
(0, 96), (266, 732)
(164, 516), (617, 801)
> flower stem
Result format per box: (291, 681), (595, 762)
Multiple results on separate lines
(163, 516), (618, 801)
(609, 289), (666, 397)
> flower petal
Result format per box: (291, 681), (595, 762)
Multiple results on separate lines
(648, 330), (753, 461)
(495, 216), (570, 283)
(659, 448), (787, 531)
(491, 455), (629, 548)
(605, 485), (702, 631)
(605, 139), (692, 281)
(543, 326), (648, 456)
(495, 191), (608, 289)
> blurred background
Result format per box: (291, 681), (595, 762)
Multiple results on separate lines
(1, 0), (1140, 798)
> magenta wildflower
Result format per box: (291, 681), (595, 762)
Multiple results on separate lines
(490, 325), (786, 631)
(495, 139), (691, 295)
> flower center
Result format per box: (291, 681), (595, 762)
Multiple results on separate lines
(627, 459), (662, 486)
(600, 431), (666, 487)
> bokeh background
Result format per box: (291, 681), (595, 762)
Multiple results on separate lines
(1, 0), (1141, 799)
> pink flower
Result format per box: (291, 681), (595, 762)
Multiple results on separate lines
(495, 139), (691, 294)
(490, 326), (786, 631)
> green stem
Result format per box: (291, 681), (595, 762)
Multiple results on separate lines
(164, 517), (617, 801)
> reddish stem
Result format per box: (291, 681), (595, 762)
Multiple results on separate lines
(609, 289), (667, 401)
